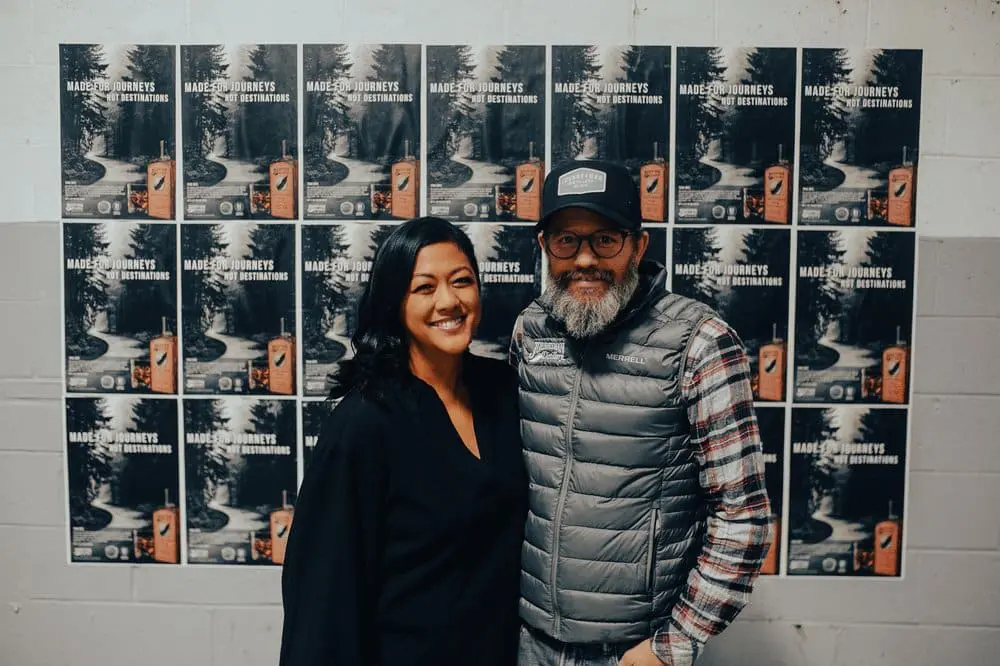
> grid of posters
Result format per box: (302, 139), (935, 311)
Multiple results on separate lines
(59, 43), (920, 576)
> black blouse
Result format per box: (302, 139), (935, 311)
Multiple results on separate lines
(278, 354), (528, 666)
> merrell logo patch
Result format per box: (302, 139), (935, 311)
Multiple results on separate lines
(557, 167), (607, 196)
(606, 352), (645, 365)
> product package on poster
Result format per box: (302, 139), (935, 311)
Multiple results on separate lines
(180, 223), (297, 395)
(301, 399), (337, 471)
(672, 226), (791, 401)
(798, 48), (922, 227)
(426, 45), (546, 222)
(788, 406), (906, 577)
(64, 222), (178, 394)
(302, 44), (422, 220)
(60, 44), (177, 220)
(459, 224), (541, 359)
(550, 45), (670, 222)
(301, 223), (397, 396)
(794, 229), (914, 404)
(184, 397), (297, 566)
(66, 396), (180, 564)
(756, 407), (785, 575)
(181, 44), (299, 220)
(675, 47), (797, 225)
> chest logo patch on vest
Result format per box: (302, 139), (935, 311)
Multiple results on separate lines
(523, 337), (567, 364)
(606, 352), (646, 366)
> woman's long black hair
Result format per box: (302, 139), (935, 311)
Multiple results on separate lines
(327, 216), (480, 402)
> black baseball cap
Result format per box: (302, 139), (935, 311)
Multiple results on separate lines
(537, 159), (642, 232)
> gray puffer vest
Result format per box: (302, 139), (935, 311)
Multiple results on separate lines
(511, 261), (717, 645)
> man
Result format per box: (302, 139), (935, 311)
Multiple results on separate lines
(509, 159), (773, 666)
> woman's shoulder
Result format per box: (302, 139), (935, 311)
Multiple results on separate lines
(320, 389), (400, 444)
(466, 353), (518, 389)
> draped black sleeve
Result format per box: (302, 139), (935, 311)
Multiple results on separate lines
(277, 392), (389, 666)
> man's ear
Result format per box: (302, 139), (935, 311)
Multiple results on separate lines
(634, 230), (650, 261)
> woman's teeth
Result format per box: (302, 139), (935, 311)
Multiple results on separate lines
(432, 316), (465, 330)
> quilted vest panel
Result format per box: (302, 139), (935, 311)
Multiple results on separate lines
(515, 273), (717, 644)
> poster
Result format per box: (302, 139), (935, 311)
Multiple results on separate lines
(672, 226), (791, 402)
(301, 399), (337, 471)
(549, 45), (670, 222)
(302, 44), (422, 220)
(788, 406), (906, 577)
(756, 406), (785, 575)
(675, 47), (797, 225)
(798, 48), (923, 227)
(60, 44), (177, 220)
(301, 222), (397, 396)
(66, 396), (180, 564)
(184, 397), (298, 566)
(794, 229), (914, 405)
(426, 45), (546, 222)
(460, 223), (541, 359)
(64, 222), (178, 394)
(645, 225), (667, 267)
(180, 223), (297, 395)
(181, 44), (299, 220)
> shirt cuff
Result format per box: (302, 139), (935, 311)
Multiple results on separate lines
(650, 621), (703, 666)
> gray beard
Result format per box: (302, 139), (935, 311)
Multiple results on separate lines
(545, 260), (640, 339)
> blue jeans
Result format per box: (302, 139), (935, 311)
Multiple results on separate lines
(517, 623), (629, 666)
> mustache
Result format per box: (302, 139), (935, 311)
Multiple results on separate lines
(555, 269), (614, 287)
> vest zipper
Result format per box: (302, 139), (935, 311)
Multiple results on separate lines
(645, 507), (659, 593)
(551, 345), (586, 634)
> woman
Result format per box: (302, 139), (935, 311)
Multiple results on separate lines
(278, 217), (528, 666)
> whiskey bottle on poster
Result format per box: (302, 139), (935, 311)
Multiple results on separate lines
(639, 141), (667, 223)
(873, 500), (901, 576)
(514, 141), (543, 222)
(269, 140), (298, 220)
(886, 146), (915, 227)
(267, 317), (296, 396)
(757, 323), (786, 402)
(763, 144), (790, 224)
(881, 325), (909, 404)
(760, 515), (780, 575)
(149, 316), (177, 394)
(270, 489), (294, 565)
(152, 488), (179, 564)
(390, 138), (420, 219)
(146, 140), (176, 220)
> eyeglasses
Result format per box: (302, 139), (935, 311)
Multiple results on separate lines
(544, 229), (630, 259)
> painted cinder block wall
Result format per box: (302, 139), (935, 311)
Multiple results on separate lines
(1, 1), (998, 664)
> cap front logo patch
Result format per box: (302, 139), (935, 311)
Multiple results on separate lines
(557, 167), (607, 196)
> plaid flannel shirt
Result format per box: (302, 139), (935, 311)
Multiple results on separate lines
(649, 316), (773, 666)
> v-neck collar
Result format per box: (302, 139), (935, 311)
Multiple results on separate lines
(404, 354), (493, 465)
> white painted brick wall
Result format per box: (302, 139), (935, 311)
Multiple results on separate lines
(0, 1), (998, 664)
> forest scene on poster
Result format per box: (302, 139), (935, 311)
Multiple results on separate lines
(60, 44), (177, 220)
(301, 222), (396, 396)
(66, 396), (180, 564)
(184, 397), (297, 566)
(64, 222), (178, 395)
(794, 229), (914, 405)
(788, 406), (906, 577)
(181, 43), (298, 220)
(549, 45), (670, 223)
(180, 223), (297, 396)
(302, 44), (422, 220)
(798, 48), (922, 227)
(426, 44), (546, 222)
(56, 42), (920, 574)
(674, 46), (796, 225)
(672, 226), (791, 402)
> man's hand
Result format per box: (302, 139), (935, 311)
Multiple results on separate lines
(618, 639), (666, 666)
